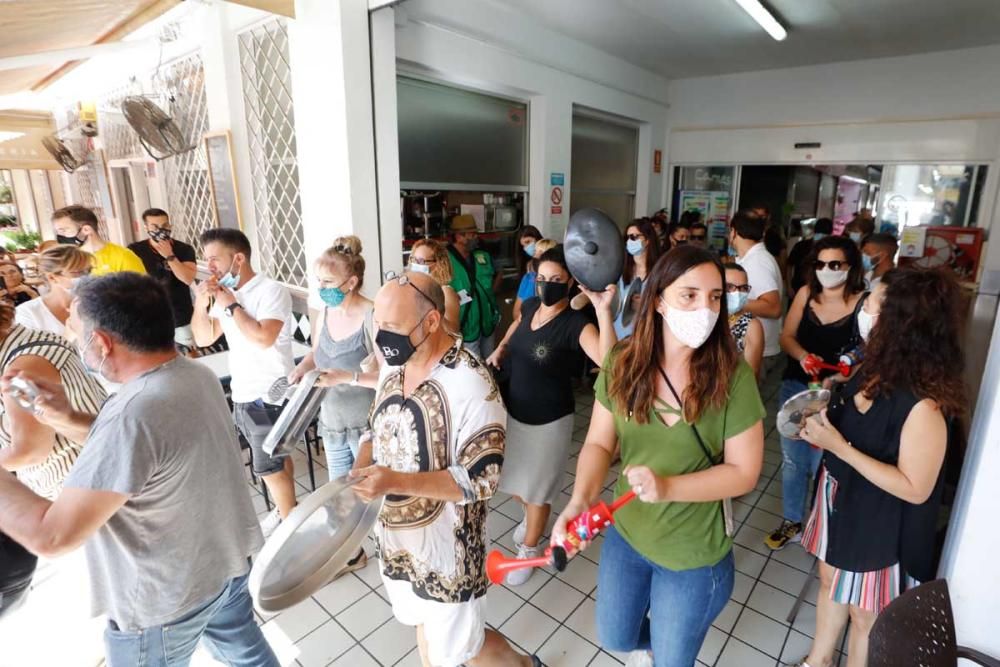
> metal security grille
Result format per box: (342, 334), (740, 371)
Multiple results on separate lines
(238, 18), (306, 287)
(100, 83), (144, 162)
(158, 53), (215, 251)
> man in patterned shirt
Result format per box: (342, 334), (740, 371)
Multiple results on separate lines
(350, 271), (538, 667)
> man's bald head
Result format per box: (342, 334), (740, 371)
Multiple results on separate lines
(374, 271), (446, 338)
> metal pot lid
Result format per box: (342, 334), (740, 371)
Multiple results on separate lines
(777, 388), (831, 439)
(249, 477), (383, 614)
(564, 208), (624, 291)
(262, 369), (326, 457)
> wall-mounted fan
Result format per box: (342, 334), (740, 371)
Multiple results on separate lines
(41, 135), (84, 173)
(121, 95), (194, 161)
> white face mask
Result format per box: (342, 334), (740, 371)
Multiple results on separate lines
(410, 263), (431, 275)
(816, 268), (848, 289)
(663, 302), (719, 349)
(857, 307), (877, 342)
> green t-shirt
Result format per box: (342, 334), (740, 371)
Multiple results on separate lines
(595, 358), (765, 570)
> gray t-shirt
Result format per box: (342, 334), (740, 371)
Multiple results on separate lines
(64, 356), (263, 630)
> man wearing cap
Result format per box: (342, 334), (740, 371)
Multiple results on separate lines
(350, 271), (539, 667)
(446, 215), (500, 358)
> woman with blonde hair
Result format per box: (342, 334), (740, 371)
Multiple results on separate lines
(15, 246), (92, 337)
(408, 238), (461, 333)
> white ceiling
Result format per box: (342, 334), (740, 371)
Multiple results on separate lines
(484, 0), (1000, 78)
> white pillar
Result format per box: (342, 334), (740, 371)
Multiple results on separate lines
(371, 7), (403, 279)
(288, 0), (381, 299)
(530, 95), (572, 241)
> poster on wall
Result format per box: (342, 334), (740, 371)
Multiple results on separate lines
(679, 190), (731, 250)
(897, 226), (984, 283)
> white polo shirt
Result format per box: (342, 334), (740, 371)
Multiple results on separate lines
(210, 273), (294, 404)
(738, 242), (784, 357)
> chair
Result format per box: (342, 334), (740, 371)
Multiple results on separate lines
(867, 579), (999, 667)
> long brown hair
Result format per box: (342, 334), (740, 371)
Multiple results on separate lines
(859, 268), (966, 417)
(607, 245), (739, 424)
(622, 218), (661, 284)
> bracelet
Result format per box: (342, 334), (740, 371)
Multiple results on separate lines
(164, 255), (178, 262)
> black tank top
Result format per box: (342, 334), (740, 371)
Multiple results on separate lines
(783, 297), (864, 384)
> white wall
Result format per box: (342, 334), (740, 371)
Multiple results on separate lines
(389, 0), (672, 239)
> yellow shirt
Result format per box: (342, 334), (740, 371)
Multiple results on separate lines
(91, 243), (147, 276)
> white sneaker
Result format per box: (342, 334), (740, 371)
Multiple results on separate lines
(625, 651), (653, 667)
(512, 517), (527, 548)
(260, 508), (282, 539)
(504, 544), (540, 586)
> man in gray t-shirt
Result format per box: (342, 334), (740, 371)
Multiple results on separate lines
(0, 274), (277, 666)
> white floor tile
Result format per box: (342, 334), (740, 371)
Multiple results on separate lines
(260, 597), (331, 644)
(364, 618), (418, 666)
(294, 620), (356, 667)
(503, 568), (554, 601)
(745, 506), (783, 533)
(335, 591), (393, 640)
(486, 584), (526, 628)
(537, 626), (600, 667)
(530, 577), (587, 622)
(500, 603), (560, 653)
(760, 560), (811, 597)
(712, 600), (743, 633)
(781, 629), (814, 664)
(354, 555), (384, 589)
(731, 571), (755, 604)
(697, 625), (727, 665)
(486, 510), (518, 543)
(329, 645), (380, 666)
(732, 607), (788, 658)
(588, 651), (626, 666)
(258, 622), (302, 667)
(755, 490), (784, 515)
(733, 524), (771, 557)
(565, 597), (599, 645)
(747, 580), (797, 624)
(312, 573), (371, 616)
(771, 543), (817, 574)
(732, 499), (753, 523)
(556, 554), (599, 595)
(790, 601), (818, 638)
(395, 648), (425, 667)
(733, 544), (768, 579)
(716, 637), (778, 667)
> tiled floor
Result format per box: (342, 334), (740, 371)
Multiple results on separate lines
(2, 367), (849, 667)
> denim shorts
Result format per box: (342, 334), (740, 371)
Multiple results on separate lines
(233, 400), (287, 476)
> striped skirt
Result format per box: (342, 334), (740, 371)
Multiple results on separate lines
(802, 466), (918, 614)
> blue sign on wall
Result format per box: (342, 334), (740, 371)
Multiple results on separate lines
(550, 172), (565, 186)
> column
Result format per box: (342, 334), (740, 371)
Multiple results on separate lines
(529, 95), (573, 241)
(288, 0), (381, 298)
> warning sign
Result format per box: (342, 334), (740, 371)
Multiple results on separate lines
(551, 205), (562, 215)
(550, 186), (563, 206)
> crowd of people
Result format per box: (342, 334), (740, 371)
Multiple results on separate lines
(0, 200), (966, 667)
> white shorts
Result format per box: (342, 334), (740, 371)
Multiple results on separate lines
(380, 571), (486, 667)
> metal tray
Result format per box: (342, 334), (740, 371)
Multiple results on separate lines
(249, 477), (383, 613)
(262, 369), (326, 457)
(777, 388), (831, 439)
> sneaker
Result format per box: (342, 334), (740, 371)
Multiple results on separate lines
(512, 517), (527, 548)
(260, 508), (282, 539)
(504, 544), (540, 586)
(530, 656), (542, 667)
(764, 520), (802, 551)
(625, 651), (653, 667)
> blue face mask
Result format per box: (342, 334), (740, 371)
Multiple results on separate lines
(862, 254), (880, 273)
(849, 232), (863, 244)
(626, 239), (645, 256)
(218, 272), (239, 289)
(727, 291), (749, 314)
(523, 242), (536, 258)
(319, 286), (347, 308)
(727, 245), (738, 257)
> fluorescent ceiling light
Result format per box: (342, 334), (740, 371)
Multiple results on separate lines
(732, 0), (787, 41)
(0, 131), (25, 144)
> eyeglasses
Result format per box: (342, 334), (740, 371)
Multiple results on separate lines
(333, 244), (355, 256)
(814, 260), (848, 271)
(383, 270), (436, 308)
(626, 233), (645, 241)
(725, 283), (751, 294)
(410, 257), (436, 266)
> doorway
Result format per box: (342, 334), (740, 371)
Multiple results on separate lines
(107, 161), (152, 246)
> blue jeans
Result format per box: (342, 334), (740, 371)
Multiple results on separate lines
(322, 427), (363, 480)
(779, 379), (824, 524)
(103, 573), (278, 667)
(596, 528), (734, 667)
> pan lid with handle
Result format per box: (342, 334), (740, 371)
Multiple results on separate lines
(564, 208), (624, 292)
(249, 477), (383, 614)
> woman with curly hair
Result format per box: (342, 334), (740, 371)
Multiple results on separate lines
(795, 268), (966, 667)
(408, 239), (460, 332)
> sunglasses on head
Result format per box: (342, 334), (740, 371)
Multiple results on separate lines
(384, 270), (436, 308)
(626, 233), (644, 241)
(814, 260), (848, 271)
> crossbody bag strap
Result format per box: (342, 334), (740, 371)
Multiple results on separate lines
(2, 340), (76, 369)
(656, 366), (719, 466)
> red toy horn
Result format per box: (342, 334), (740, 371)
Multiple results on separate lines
(486, 548), (562, 585)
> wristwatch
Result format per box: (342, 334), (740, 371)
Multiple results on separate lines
(225, 302), (243, 317)
(164, 255), (177, 262)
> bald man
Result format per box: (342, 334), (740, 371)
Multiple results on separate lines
(349, 272), (538, 667)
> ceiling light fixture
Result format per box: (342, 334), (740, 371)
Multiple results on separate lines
(732, 0), (787, 41)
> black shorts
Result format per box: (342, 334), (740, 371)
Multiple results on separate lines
(233, 400), (287, 475)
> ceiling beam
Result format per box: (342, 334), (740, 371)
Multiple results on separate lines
(225, 0), (295, 18)
(0, 41), (152, 73)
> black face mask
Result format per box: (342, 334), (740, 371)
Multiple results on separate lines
(376, 314), (430, 367)
(57, 234), (84, 247)
(149, 228), (171, 242)
(536, 280), (570, 306)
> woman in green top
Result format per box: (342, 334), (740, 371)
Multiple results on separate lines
(553, 246), (766, 667)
